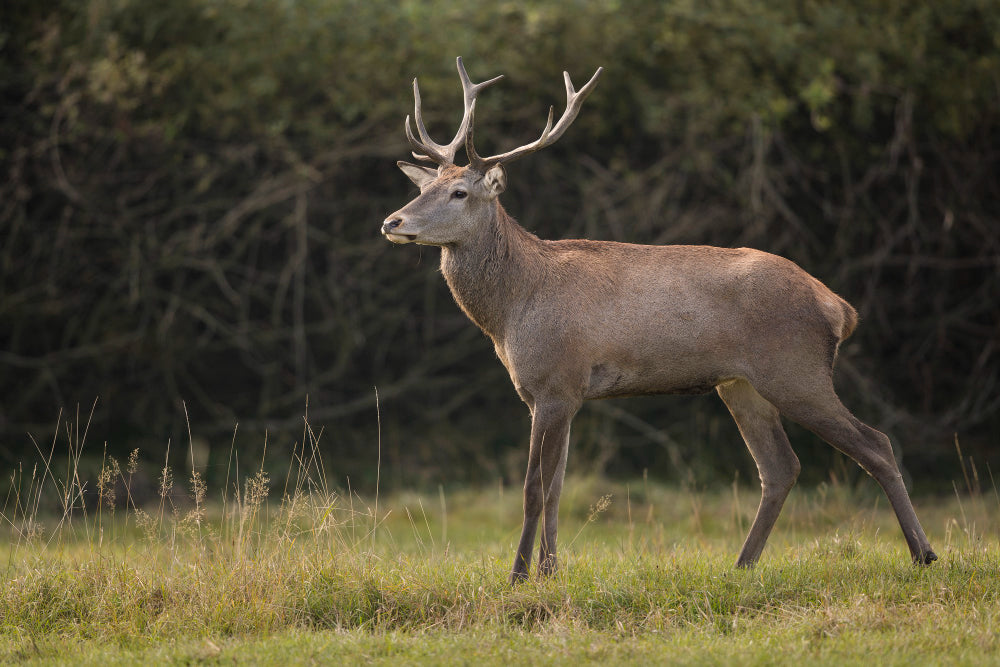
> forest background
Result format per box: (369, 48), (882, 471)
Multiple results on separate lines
(2, 0), (998, 496)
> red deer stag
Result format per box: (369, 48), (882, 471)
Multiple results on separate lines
(381, 57), (937, 583)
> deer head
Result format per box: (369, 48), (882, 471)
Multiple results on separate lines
(382, 57), (602, 246)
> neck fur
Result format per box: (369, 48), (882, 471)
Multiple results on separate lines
(440, 202), (541, 340)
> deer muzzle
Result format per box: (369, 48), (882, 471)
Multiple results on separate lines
(382, 217), (417, 243)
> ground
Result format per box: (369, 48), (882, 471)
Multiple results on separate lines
(2, 466), (998, 665)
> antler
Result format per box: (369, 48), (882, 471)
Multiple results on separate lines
(467, 66), (603, 173)
(405, 57), (504, 166)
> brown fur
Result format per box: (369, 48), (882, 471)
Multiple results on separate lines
(383, 59), (935, 583)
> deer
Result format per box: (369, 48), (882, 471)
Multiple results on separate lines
(381, 57), (937, 584)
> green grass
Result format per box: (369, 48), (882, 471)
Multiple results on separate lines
(2, 428), (999, 664)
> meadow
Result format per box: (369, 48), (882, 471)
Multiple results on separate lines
(2, 424), (998, 665)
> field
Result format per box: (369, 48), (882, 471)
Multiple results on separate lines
(2, 434), (999, 665)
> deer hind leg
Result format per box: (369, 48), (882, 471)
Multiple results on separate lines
(510, 398), (578, 584)
(717, 379), (801, 567)
(761, 377), (937, 565)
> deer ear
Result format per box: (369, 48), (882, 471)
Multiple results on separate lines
(482, 164), (507, 198)
(397, 161), (438, 188)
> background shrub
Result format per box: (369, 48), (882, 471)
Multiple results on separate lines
(2, 0), (997, 491)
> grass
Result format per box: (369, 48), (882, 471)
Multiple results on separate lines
(2, 414), (999, 664)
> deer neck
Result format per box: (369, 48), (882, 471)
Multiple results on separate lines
(440, 202), (541, 340)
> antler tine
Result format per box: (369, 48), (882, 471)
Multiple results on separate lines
(407, 77), (448, 164)
(404, 57), (503, 167)
(468, 66), (603, 172)
(457, 57), (505, 105)
(445, 57), (503, 163)
(405, 114), (444, 164)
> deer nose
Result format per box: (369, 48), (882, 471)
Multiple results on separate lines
(382, 218), (403, 235)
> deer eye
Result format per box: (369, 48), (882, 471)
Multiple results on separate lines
(451, 190), (467, 199)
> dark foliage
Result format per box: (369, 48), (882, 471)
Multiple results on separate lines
(2, 0), (997, 491)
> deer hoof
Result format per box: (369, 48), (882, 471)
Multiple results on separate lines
(509, 570), (530, 586)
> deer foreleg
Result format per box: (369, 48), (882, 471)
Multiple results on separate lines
(510, 399), (578, 583)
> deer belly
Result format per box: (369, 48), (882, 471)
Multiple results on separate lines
(584, 361), (721, 399)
